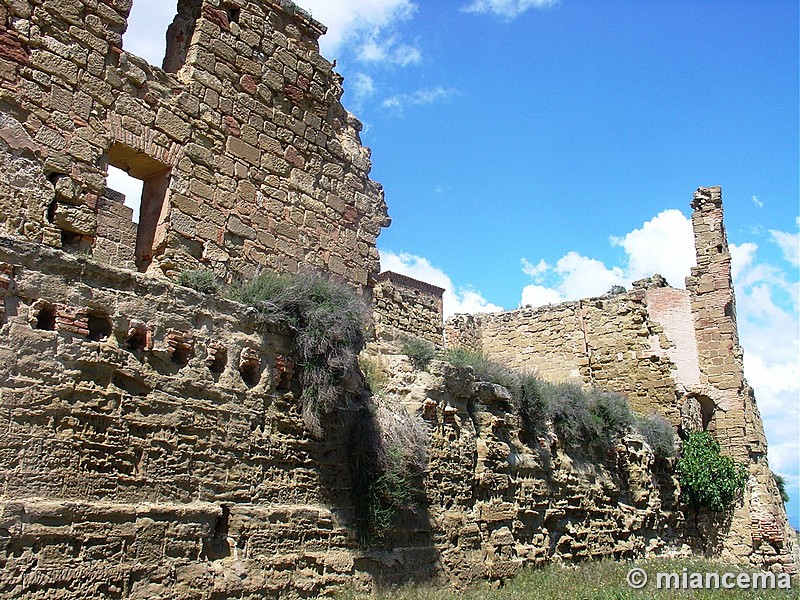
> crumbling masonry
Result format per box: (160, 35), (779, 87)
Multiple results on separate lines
(0, 0), (796, 597)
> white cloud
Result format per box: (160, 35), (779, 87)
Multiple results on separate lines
(297, 0), (420, 63)
(610, 209), (695, 287)
(769, 218), (799, 267)
(730, 242), (758, 281)
(462, 0), (558, 20)
(752, 195), (763, 208)
(357, 33), (422, 66)
(731, 242), (799, 512)
(520, 284), (563, 307)
(521, 257), (548, 280)
(349, 73), (376, 109)
(380, 249), (503, 317)
(382, 86), (455, 111)
(520, 209), (695, 309)
(555, 252), (626, 299)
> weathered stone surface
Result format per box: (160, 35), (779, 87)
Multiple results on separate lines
(0, 0), (389, 290)
(444, 187), (797, 575)
(373, 271), (445, 346)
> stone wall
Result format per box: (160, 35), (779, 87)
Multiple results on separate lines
(444, 187), (797, 573)
(446, 279), (681, 423)
(372, 271), (444, 346)
(0, 0), (389, 289)
(0, 238), (688, 597)
(683, 187), (795, 572)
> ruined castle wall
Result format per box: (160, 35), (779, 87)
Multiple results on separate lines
(368, 356), (684, 584)
(0, 237), (367, 598)
(0, 239), (684, 597)
(444, 187), (797, 573)
(0, 230), (794, 596)
(372, 271), (444, 346)
(449, 287), (681, 422)
(0, 0), (389, 288)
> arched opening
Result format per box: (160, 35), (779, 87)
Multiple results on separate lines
(696, 395), (715, 433)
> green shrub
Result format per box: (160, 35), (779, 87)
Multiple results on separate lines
(442, 348), (517, 389)
(635, 414), (676, 458)
(442, 348), (547, 435)
(607, 284), (627, 295)
(176, 268), (220, 293)
(677, 431), (748, 512)
(514, 373), (549, 436)
(774, 472), (790, 503)
(547, 382), (602, 448)
(589, 389), (634, 441)
(229, 271), (368, 436)
(401, 337), (437, 370)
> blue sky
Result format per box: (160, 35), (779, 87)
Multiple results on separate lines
(120, 1), (798, 527)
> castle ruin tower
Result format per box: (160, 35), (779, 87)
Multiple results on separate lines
(685, 186), (797, 573)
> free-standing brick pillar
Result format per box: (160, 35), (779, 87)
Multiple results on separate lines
(686, 186), (796, 573)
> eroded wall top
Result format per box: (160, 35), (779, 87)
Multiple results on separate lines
(0, 0), (390, 290)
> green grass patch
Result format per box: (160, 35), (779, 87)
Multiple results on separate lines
(336, 557), (796, 599)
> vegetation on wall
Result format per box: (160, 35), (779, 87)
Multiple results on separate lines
(400, 336), (437, 370)
(677, 431), (748, 512)
(175, 268), (220, 294)
(229, 271), (369, 436)
(350, 395), (428, 545)
(773, 472), (790, 504)
(635, 414), (676, 458)
(419, 347), (676, 457)
(442, 347), (549, 437)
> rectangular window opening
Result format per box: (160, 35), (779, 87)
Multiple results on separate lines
(102, 143), (171, 273)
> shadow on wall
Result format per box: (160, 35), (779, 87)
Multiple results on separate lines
(349, 392), (440, 587)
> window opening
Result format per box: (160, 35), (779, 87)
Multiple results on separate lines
(105, 143), (171, 273)
(87, 313), (112, 341)
(34, 303), (56, 331)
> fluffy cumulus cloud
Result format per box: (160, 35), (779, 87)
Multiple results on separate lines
(610, 209), (695, 286)
(462, 0), (558, 20)
(769, 217), (799, 267)
(380, 250), (502, 317)
(296, 0), (419, 62)
(520, 209), (695, 309)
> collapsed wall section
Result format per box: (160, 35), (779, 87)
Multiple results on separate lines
(0, 0), (389, 289)
(684, 187), (796, 573)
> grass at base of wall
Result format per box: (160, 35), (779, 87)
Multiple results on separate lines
(336, 557), (797, 599)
